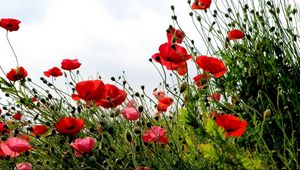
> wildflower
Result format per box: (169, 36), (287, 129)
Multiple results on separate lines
(208, 92), (221, 101)
(126, 99), (137, 108)
(55, 117), (85, 135)
(215, 114), (247, 137)
(12, 112), (22, 120)
(15, 162), (32, 170)
(61, 59), (81, 70)
(31, 125), (47, 135)
(167, 26), (185, 44)
(196, 55), (227, 78)
(135, 166), (150, 170)
(0, 122), (4, 133)
(193, 74), (211, 88)
(0, 18), (21, 32)
(142, 126), (168, 144)
(0, 141), (20, 158)
(44, 67), (63, 78)
(6, 66), (28, 81)
(71, 80), (105, 102)
(152, 89), (166, 100)
(70, 137), (96, 157)
(156, 96), (173, 112)
(192, 0), (212, 10)
(158, 43), (191, 64)
(122, 107), (140, 121)
(227, 29), (245, 40)
(176, 62), (188, 76)
(96, 84), (127, 108)
(6, 137), (32, 153)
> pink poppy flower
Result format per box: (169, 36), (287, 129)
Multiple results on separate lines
(6, 137), (32, 153)
(15, 162), (32, 170)
(142, 126), (168, 144)
(122, 108), (140, 121)
(70, 137), (96, 157)
(0, 141), (20, 158)
(126, 99), (137, 108)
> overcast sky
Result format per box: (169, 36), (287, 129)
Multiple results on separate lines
(2, 0), (298, 95)
(1, 0), (200, 94)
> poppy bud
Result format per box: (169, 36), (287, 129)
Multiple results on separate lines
(171, 15), (177, 20)
(189, 12), (193, 16)
(126, 131), (133, 142)
(138, 106), (144, 113)
(170, 5), (174, 11)
(134, 127), (141, 134)
(263, 109), (271, 119)
(179, 82), (187, 93)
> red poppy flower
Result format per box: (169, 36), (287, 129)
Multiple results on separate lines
(159, 42), (192, 64)
(208, 92), (221, 101)
(6, 66), (28, 81)
(71, 80), (105, 103)
(191, 0), (212, 10)
(152, 43), (191, 76)
(156, 96), (173, 112)
(167, 26), (185, 44)
(0, 122), (4, 133)
(215, 114), (247, 137)
(61, 59), (81, 71)
(12, 112), (22, 120)
(195, 55), (227, 78)
(153, 90), (166, 100)
(193, 73), (211, 88)
(0, 123), (10, 134)
(55, 117), (85, 135)
(44, 67), (63, 78)
(6, 137), (32, 153)
(96, 84), (127, 108)
(32, 125), (47, 135)
(227, 29), (245, 40)
(0, 18), (21, 32)
(142, 126), (168, 144)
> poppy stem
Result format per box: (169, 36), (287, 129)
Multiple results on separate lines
(6, 31), (20, 67)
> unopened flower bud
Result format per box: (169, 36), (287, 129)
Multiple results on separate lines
(264, 109), (271, 119)
(126, 131), (133, 142)
(110, 108), (121, 117)
(179, 82), (187, 93)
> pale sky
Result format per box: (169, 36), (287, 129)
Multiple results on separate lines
(1, 0), (199, 94)
(2, 0), (298, 95)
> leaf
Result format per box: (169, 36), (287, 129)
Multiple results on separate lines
(205, 118), (226, 141)
(179, 108), (200, 128)
(198, 143), (218, 161)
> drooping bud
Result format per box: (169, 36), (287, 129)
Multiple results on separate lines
(179, 82), (187, 93)
(126, 131), (133, 142)
(263, 109), (271, 119)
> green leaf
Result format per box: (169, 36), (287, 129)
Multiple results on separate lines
(205, 118), (226, 141)
(198, 143), (218, 161)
